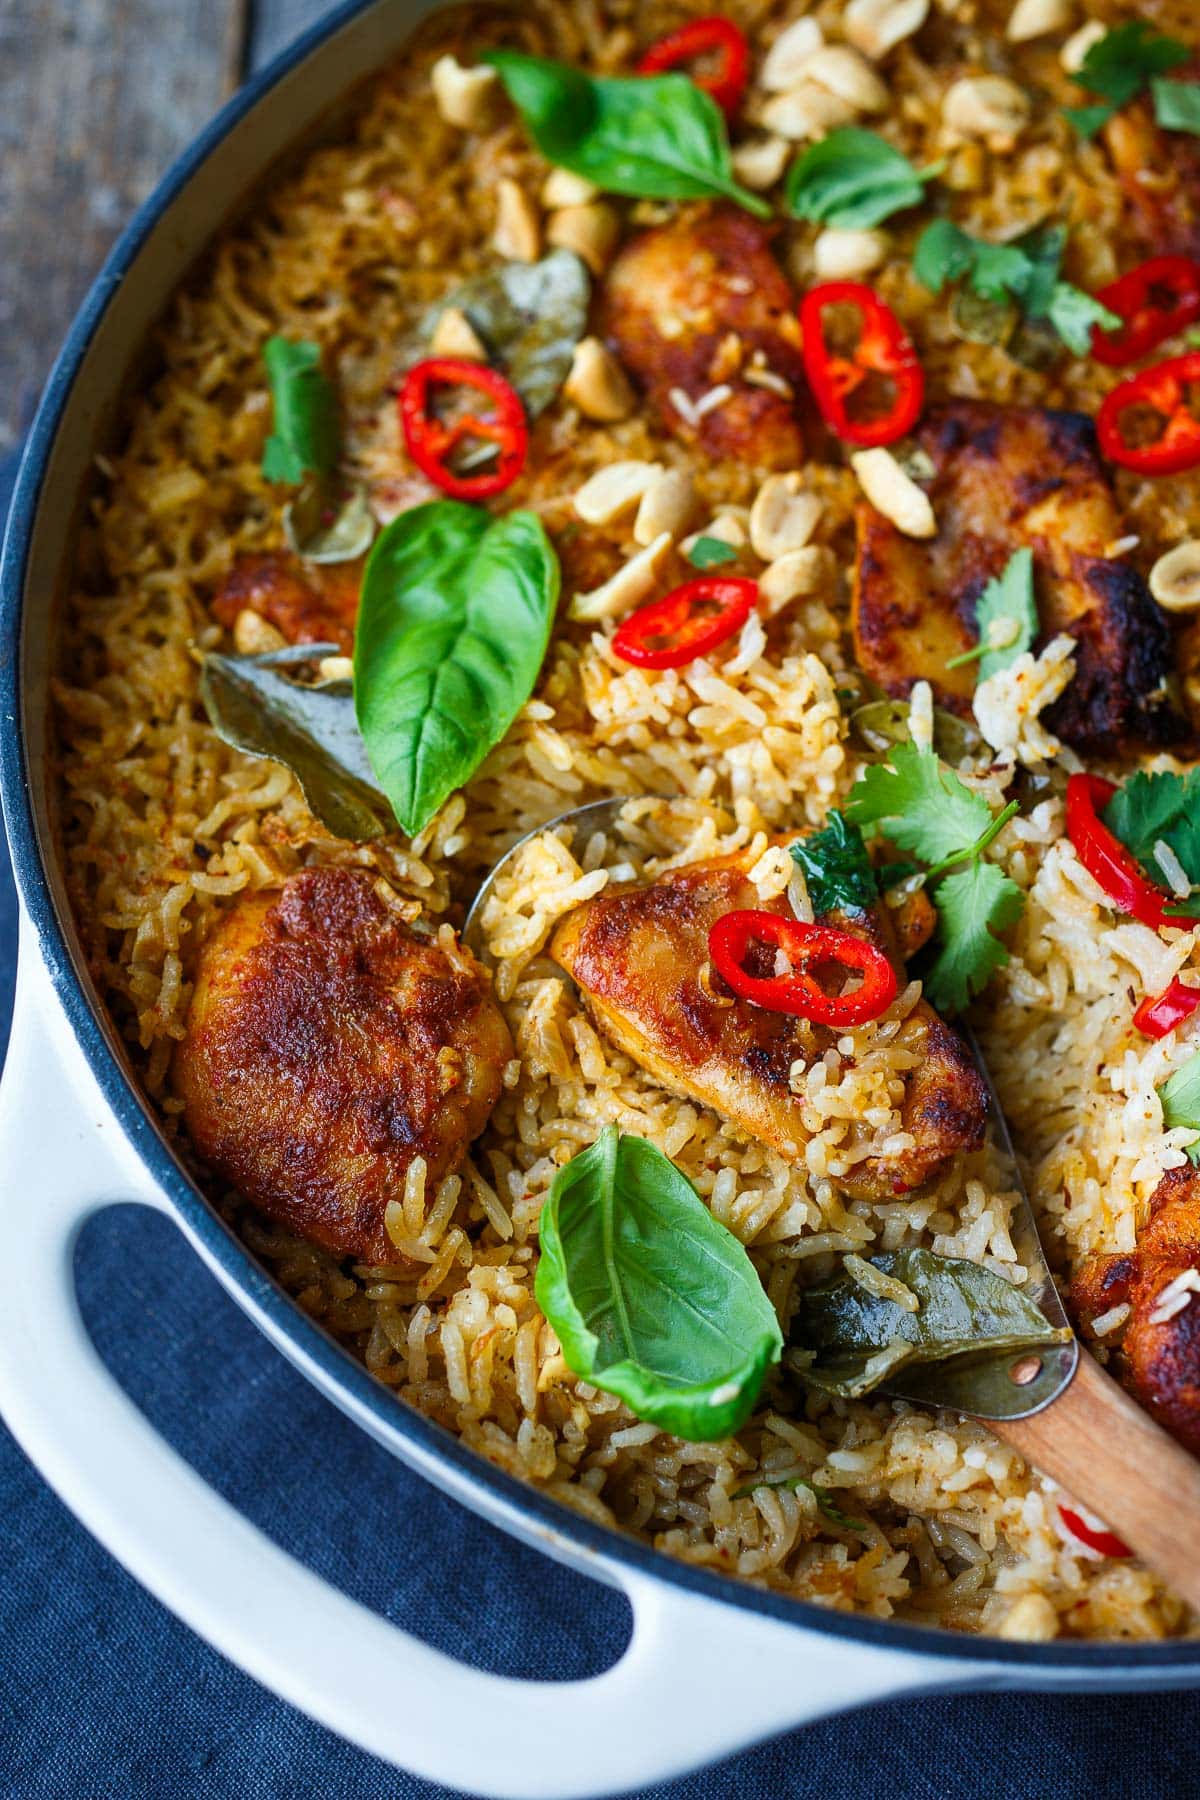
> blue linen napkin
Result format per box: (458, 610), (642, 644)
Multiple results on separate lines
(1, 449), (1199, 1799)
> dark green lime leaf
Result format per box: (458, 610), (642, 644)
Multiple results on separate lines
(354, 500), (558, 838)
(790, 1248), (1066, 1399)
(535, 1126), (783, 1440)
(731, 1472), (866, 1529)
(483, 50), (770, 218)
(261, 337), (339, 485)
(427, 250), (591, 419)
(200, 645), (391, 842)
(923, 857), (1025, 1014)
(283, 476), (376, 564)
(784, 127), (933, 229)
(1071, 21), (1189, 108)
(687, 535), (741, 569)
(789, 810), (878, 916)
(1153, 79), (1200, 136)
(1160, 1053), (1200, 1163)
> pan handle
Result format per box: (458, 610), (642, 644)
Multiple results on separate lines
(0, 926), (967, 1795)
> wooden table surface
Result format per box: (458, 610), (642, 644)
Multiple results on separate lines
(0, 0), (331, 460)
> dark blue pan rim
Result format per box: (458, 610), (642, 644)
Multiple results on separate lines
(2, 0), (1197, 1685)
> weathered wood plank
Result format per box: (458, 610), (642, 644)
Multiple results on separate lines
(0, 0), (246, 457)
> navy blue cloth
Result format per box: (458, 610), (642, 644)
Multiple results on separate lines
(2, 447), (1199, 1798)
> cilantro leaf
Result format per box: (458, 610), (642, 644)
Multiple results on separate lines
(923, 860), (1025, 1015)
(969, 241), (1035, 304)
(846, 741), (995, 867)
(1071, 21), (1189, 110)
(1160, 1051), (1200, 1164)
(1046, 281), (1122, 355)
(1063, 101), (1118, 139)
(912, 219), (976, 292)
(789, 810), (879, 916)
(785, 127), (935, 229)
(687, 534), (740, 570)
(975, 548), (1038, 681)
(1102, 771), (1200, 897)
(912, 220), (1110, 357)
(1153, 79), (1200, 137)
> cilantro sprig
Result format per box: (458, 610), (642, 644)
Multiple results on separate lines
(945, 549), (1037, 681)
(1102, 771), (1200, 920)
(687, 535), (740, 570)
(1064, 21), (1195, 139)
(846, 742), (1024, 1013)
(913, 221), (1119, 356)
(1160, 1051), (1200, 1164)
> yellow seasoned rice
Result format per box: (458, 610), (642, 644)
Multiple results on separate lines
(53, 0), (1200, 1639)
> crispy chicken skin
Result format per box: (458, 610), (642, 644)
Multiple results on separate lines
(211, 552), (363, 654)
(175, 868), (512, 1264)
(852, 402), (1188, 755)
(1071, 1166), (1200, 1456)
(1103, 65), (1200, 261)
(599, 206), (806, 469)
(550, 852), (986, 1197)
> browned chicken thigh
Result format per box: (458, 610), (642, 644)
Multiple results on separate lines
(551, 850), (986, 1198)
(1103, 64), (1200, 261)
(1071, 1166), (1200, 1456)
(175, 868), (512, 1263)
(600, 206), (807, 469)
(852, 402), (1187, 755)
(211, 551), (363, 653)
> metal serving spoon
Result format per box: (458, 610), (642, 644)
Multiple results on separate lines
(466, 797), (1200, 1607)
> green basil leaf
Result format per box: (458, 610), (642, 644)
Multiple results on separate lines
(790, 1248), (1066, 1399)
(1071, 21), (1189, 108)
(483, 49), (770, 219)
(1160, 1053), (1200, 1163)
(535, 1126), (783, 1441)
(687, 535), (741, 570)
(784, 127), (932, 229)
(200, 646), (392, 842)
(283, 476), (377, 565)
(261, 337), (340, 485)
(1153, 78), (1200, 136)
(354, 500), (559, 838)
(427, 250), (591, 419)
(789, 810), (878, 916)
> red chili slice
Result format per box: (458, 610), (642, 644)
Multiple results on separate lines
(799, 282), (924, 448)
(611, 576), (758, 669)
(400, 358), (528, 500)
(1091, 256), (1200, 367)
(636, 15), (750, 118)
(1096, 350), (1200, 475)
(1057, 1503), (1132, 1561)
(707, 910), (898, 1027)
(1134, 978), (1200, 1039)
(1065, 773), (1176, 932)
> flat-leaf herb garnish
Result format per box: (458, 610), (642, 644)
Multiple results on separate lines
(535, 1126), (783, 1441)
(483, 49), (771, 219)
(426, 250), (591, 423)
(200, 644), (392, 843)
(789, 810), (878, 916)
(1102, 770), (1200, 919)
(790, 1248), (1067, 1399)
(785, 128), (937, 230)
(846, 740), (1023, 1012)
(913, 220), (1120, 357)
(354, 500), (559, 839)
(945, 548), (1037, 682)
(1152, 78), (1200, 138)
(687, 535), (741, 570)
(261, 336), (375, 564)
(1160, 1052), (1200, 1164)
(1062, 21), (1191, 138)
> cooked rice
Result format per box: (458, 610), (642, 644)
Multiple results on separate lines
(52, 0), (1200, 1640)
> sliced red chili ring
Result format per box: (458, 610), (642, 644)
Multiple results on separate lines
(400, 357), (528, 500)
(1065, 773), (1176, 932)
(1090, 256), (1200, 367)
(636, 15), (750, 118)
(1134, 978), (1200, 1039)
(707, 910), (898, 1027)
(1057, 1503), (1132, 1561)
(611, 576), (758, 670)
(1095, 350), (1200, 475)
(799, 282), (924, 448)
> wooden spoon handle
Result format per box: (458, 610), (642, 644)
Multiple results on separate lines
(989, 1348), (1200, 1612)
